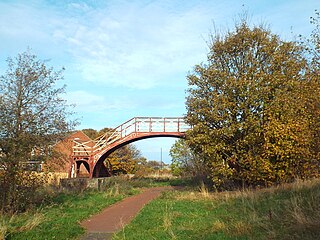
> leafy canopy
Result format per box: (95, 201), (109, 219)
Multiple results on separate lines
(185, 19), (320, 187)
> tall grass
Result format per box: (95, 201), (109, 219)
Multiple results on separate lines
(113, 178), (320, 240)
(0, 215), (15, 240)
(163, 202), (177, 240)
(198, 181), (210, 198)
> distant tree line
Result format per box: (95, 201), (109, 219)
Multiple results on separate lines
(171, 11), (320, 188)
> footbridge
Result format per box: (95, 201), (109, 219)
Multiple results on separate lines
(70, 117), (189, 178)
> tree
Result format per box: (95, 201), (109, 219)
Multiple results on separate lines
(309, 10), (320, 69)
(169, 139), (206, 177)
(108, 144), (142, 174)
(82, 128), (99, 139)
(305, 10), (320, 174)
(0, 50), (76, 212)
(185, 20), (320, 187)
(146, 160), (163, 170)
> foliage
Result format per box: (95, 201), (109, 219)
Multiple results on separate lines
(108, 144), (143, 174)
(308, 10), (320, 69)
(146, 160), (164, 169)
(81, 128), (98, 139)
(113, 179), (320, 240)
(306, 10), (320, 165)
(134, 159), (173, 178)
(169, 139), (206, 177)
(133, 158), (165, 177)
(0, 50), (76, 213)
(185, 19), (320, 187)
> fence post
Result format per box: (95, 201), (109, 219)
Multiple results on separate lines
(149, 117), (152, 132)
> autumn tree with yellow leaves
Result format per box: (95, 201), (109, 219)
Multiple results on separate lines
(185, 17), (320, 187)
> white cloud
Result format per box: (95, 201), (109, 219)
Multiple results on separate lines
(65, 90), (136, 113)
(50, 1), (212, 89)
(4, 0), (316, 91)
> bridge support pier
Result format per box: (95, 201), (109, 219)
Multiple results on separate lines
(91, 160), (112, 178)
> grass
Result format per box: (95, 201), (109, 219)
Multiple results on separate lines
(1, 176), (159, 240)
(2, 177), (320, 239)
(0, 176), (182, 240)
(113, 178), (320, 240)
(2, 191), (124, 240)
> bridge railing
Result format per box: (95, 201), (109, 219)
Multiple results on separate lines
(72, 117), (189, 156)
(134, 117), (189, 133)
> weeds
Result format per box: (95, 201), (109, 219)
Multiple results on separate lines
(104, 183), (121, 197)
(0, 214), (15, 240)
(211, 220), (226, 233)
(198, 181), (210, 198)
(2, 176), (320, 239)
(163, 201), (178, 239)
(18, 212), (44, 232)
(0, 211), (45, 240)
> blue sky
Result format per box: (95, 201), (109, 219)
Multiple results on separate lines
(0, 0), (318, 163)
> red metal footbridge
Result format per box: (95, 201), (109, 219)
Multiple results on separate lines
(70, 117), (189, 178)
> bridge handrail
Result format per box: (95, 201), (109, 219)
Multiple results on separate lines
(72, 117), (189, 156)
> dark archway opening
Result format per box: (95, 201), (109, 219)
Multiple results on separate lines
(76, 160), (90, 177)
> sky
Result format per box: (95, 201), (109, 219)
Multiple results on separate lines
(0, 0), (318, 163)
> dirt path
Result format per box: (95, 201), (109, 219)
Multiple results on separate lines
(79, 186), (174, 240)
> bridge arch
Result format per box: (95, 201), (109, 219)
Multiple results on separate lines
(70, 117), (189, 178)
(92, 133), (184, 178)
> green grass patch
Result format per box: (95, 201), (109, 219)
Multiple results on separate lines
(1, 176), (153, 240)
(113, 179), (320, 240)
(113, 177), (172, 188)
(0, 176), (178, 239)
(4, 191), (123, 240)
